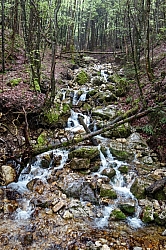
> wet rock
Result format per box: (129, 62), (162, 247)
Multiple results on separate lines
(103, 123), (131, 139)
(118, 165), (129, 174)
(26, 178), (45, 194)
(92, 105), (118, 120)
(130, 178), (149, 199)
(0, 165), (17, 185)
(69, 157), (90, 170)
(21, 233), (33, 246)
(142, 205), (154, 223)
(145, 177), (166, 200)
(68, 146), (99, 160)
(52, 200), (66, 213)
(100, 184), (117, 199)
(119, 203), (135, 215)
(101, 167), (116, 179)
(110, 208), (126, 220)
(63, 210), (73, 219)
(6, 189), (22, 200)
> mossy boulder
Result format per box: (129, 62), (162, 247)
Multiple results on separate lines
(109, 148), (131, 161)
(100, 184), (117, 199)
(69, 158), (90, 170)
(43, 103), (71, 127)
(102, 123), (131, 139)
(118, 165), (129, 174)
(68, 146), (99, 160)
(75, 70), (90, 85)
(110, 209), (126, 220)
(154, 211), (166, 226)
(142, 206), (154, 223)
(130, 178), (147, 199)
(119, 203), (135, 215)
(101, 168), (116, 179)
(109, 74), (129, 97)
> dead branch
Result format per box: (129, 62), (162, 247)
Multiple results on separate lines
(31, 102), (166, 157)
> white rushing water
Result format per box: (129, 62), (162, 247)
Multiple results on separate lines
(8, 149), (68, 220)
(95, 146), (143, 229)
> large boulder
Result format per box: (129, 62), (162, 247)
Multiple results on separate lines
(100, 184), (117, 199)
(68, 146), (99, 160)
(69, 158), (90, 170)
(0, 165), (17, 185)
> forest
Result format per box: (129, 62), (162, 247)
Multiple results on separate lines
(0, 0), (166, 249)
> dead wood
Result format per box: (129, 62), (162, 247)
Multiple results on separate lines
(31, 102), (166, 157)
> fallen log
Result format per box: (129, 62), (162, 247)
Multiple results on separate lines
(31, 102), (166, 157)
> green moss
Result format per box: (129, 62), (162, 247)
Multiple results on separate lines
(130, 179), (146, 199)
(119, 165), (129, 174)
(45, 111), (59, 124)
(142, 206), (154, 223)
(110, 209), (126, 220)
(119, 204), (135, 215)
(110, 148), (131, 161)
(62, 103), (70, 113)
(68, 147), (99, 160)
(37, 132), (47, 146)
(75, 70), (90, 85)
(100, 187), (117, 199)
(9, 78), (22, 87)
(34, 79), (41, 92)
(154, 211), (166, 226)
(154, 190), (166, 200)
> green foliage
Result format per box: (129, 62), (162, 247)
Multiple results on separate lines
(142, 125), (154, 135)
(33, 79), (41, 92)
(37, 132), (47, 146)
(75, 70), (90, 85)
(110, 209), (126, 220)
(9, 78), (22, 87)
(44, 110), (59, 124)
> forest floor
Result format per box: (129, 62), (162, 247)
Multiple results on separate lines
(0, 41), (166, 166)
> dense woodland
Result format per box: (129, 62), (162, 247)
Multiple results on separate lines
(0, 0), (166, 163)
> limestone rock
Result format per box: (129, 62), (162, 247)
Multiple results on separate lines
(0, 165), (16, 185)
(69, 157), (90, 170)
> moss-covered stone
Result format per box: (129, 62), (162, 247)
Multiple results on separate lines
(109, 148), (130, 161)
(100, 184), (117, 199)
(119, 165), (129, 174)
(119, 203), (135, 215)
(154, 211), (166, 226)
(110, 209), (126, 220)
(68, 146), (99, 160)
(103, 123), (131, 139)
(130, 179), (146, 199)
(101, 168), (116, 179)
(142, 206), (154, 223)
(75, 70), (90, 85)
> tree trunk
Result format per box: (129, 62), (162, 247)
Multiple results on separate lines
(1, 0), (5, 72)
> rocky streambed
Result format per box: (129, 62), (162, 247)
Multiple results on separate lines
(0, 58), (166, 249)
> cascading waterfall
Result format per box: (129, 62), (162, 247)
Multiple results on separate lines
(8, 149), (68, 220)
(96, 146), (144, 229)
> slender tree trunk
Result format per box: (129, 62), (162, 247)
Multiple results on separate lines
(1, 0), (5, 72)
